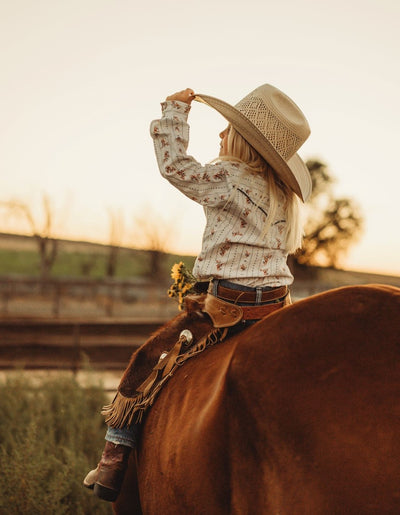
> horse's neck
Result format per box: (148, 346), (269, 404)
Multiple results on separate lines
(118, 312), (213, 396)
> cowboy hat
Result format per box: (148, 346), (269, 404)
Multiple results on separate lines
(194, 84), (312, 202)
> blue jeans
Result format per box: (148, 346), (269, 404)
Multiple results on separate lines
(105, 425), (139, 449)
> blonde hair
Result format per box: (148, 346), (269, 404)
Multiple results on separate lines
(220, 125), (303, 254)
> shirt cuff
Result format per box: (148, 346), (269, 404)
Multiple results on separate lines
(161, 100), (191, 121)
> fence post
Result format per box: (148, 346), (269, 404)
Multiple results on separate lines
(72, 323), (81, 375)
(52, 282), (61, 317)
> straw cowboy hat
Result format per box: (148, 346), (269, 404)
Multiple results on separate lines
(195, 84), (312, 202)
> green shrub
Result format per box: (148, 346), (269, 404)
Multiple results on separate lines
(0, 374), (112, 514)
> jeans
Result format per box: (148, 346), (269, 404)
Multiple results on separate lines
(105, 425), (139, 449)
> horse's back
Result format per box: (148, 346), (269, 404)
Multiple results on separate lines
(115, 285), (400, 514)
(228, 284), (400, 513)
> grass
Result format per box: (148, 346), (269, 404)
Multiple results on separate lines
(51, 249), (150, 279)
(0, 373), (113, 514)
(0, 250), (40, 276)
(0, 246), (196, 280)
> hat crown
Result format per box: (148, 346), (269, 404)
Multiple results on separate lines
(235, 84), (310, 161)
(194, 83), (312, 201)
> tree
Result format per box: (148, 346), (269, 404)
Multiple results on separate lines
(1, 195), (59, 281)
(106, 208), (124, 278)
(132, 210), (174, 281)
(294, 160), (364, 268)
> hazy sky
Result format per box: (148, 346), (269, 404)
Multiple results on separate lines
(0, 0), (399, 275)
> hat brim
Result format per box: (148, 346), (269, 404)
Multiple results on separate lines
(194, 94), (311, 202)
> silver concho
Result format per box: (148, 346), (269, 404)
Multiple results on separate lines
(180, 329), (193, 345)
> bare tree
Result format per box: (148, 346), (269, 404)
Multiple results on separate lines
(132, 210), (175, 281)
(295, 160), (364, 268)
(106, 208), (124, 278)
(1, 194), (59, 281)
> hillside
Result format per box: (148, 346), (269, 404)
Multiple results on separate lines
(0, 232), (196, 280)
(0, 232), (398, 285)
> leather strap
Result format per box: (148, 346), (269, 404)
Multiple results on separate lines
(186, 293), (290, 328)
(203, 294), (243, 328)
(240, 301), (285, 320)
(213, 284), (288, 304)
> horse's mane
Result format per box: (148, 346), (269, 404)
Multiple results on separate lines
(117, 309), (213, 397)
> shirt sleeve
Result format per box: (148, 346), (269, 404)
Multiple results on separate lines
(150, 100), (233, 207)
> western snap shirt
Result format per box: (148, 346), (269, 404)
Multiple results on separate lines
(150, 100), (293, 287)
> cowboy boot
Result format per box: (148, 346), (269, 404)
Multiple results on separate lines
(83, 441), (131, 502)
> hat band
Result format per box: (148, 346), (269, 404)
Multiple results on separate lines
(236, 98), (304, 161)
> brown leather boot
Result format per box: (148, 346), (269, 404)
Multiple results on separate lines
(83, 441), (131, 502)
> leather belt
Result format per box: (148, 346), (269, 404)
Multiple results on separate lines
(186, 292), (290, 328)
(214, 284), (288, 304)
(241, 301), (285, 320)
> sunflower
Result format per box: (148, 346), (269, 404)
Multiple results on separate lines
(168, 261), (197, 310)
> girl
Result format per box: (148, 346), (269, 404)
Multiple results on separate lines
(84, 84), (311, 501)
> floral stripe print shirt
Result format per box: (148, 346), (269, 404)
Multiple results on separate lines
(150, 100), (294, 287)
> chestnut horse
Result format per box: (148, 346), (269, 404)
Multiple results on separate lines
(113, 284), (400, 514)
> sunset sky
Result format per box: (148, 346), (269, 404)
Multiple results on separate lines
(0, 0), (399, 275)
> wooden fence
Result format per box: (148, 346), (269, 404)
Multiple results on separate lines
(0, 276), (177, 318)
(0, 318), (166, 370)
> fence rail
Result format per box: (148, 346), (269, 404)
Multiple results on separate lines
(0, 318), (167, 370)
(0, 275), (179, 318)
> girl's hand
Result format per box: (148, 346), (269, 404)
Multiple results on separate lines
(166, 88), (196, 105)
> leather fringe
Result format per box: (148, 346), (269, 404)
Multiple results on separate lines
(101, 327), (228, 428)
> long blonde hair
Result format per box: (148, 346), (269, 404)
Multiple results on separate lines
(220, 125), (303, 254)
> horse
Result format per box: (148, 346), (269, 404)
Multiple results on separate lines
(113, 284), (400, 514)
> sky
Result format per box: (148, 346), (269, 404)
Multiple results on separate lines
(0, 0), (399, 275)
